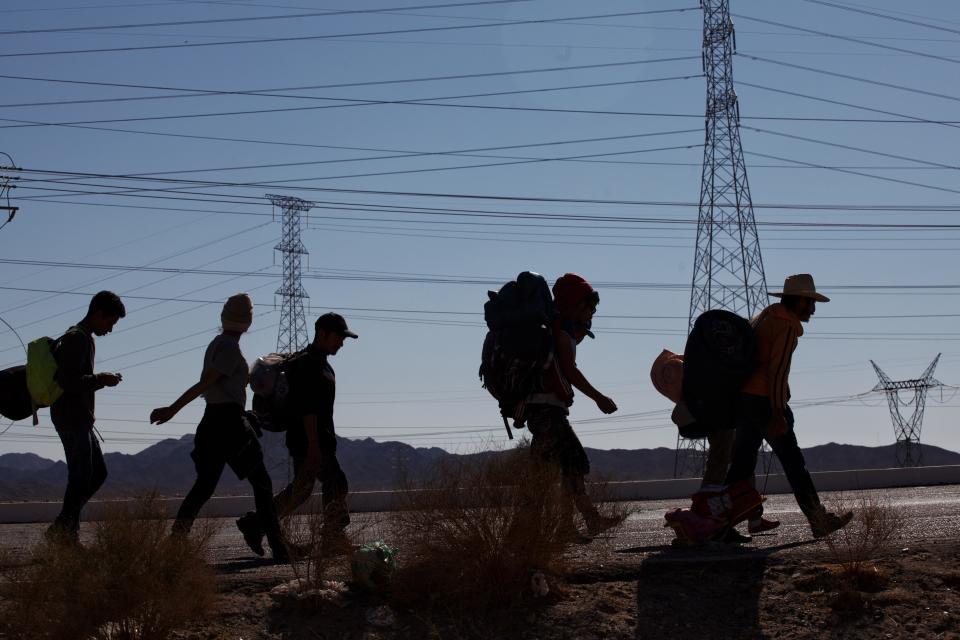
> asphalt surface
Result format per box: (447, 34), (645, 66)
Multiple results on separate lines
(0, 485), (956, 572)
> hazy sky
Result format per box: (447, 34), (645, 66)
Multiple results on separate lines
(1, 0), (959, 463)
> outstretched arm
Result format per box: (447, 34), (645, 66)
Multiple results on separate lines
(555, 334), (617, 414)
(149, 368), (224, 425)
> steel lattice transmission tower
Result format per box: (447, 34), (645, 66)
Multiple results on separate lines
(871, 354), (942, 468)
(675, 0), (769, 478)
(268, 194), (314, 353)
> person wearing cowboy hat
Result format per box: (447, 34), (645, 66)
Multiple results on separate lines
(724, 274), (853, 539)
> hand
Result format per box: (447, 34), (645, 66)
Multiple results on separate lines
(150, 406), (176, 425)
(595, 395), (618, 415)
(98, 372), (122, 387)
(766, 413), (789, 438)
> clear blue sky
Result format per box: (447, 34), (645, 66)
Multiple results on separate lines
(1, 0), (959, 463)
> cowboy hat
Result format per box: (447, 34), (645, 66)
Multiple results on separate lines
(768, 273), (830, 302)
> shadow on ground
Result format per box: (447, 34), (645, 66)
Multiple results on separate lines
(634, 552), (768, 640)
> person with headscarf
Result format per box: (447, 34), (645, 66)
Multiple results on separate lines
(524, 273), (622, 541)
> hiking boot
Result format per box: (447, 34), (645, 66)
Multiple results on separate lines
(810, 509), (854, 539)
(44, 522), (79, 547)
(585, 513), (625, 538)
(320, 530), (354, 557)
(270, 544), (290, 564)
(236, 511), (265, 557)
(557, 520), (593, 544)
(748, 517), (781, 534)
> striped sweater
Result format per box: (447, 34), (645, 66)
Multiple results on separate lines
(741, 303), (804, 410)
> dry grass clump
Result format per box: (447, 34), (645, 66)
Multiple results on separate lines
(388, 446), (574, 611)
(821, 494), (904, 612)
(282, 502), (334, 591)
(823, 494), (903, 581)
(0, 495), (217, 640)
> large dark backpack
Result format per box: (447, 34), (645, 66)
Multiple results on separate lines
(0, 365), (33, 422)
(479, 271), (557, 438)
(680, 309), (758, 437)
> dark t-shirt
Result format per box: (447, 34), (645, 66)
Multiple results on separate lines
(283, 344), (336, 456)
(51, 324), (103, 430)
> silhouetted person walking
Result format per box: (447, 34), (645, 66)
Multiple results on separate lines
(525, 274), (621, 540)
(237, 312), (357, 556)
(47, 290), (125, 545)
(725, 274), (853, 539)
(150, 293), (286, 561)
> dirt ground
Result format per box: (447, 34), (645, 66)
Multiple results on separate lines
(163, 485), (960, 640)
(173, 539), (959, 640)
(2, 487), (957, 639)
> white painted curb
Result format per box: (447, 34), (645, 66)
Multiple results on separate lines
(1, 465), (958, 524)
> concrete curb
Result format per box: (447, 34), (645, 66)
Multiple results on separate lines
(2, 465), (958, 524)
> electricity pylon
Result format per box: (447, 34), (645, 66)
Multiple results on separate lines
(675, 0), (769, 478)
(268, 194), (313, 353)
(871, 354), (942, 467)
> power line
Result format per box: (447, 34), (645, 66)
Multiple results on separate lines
(10, 128), (701, 187)
(746, 150), (960, 199)
(8, 98), (960, 132)
(6, 258), (960, 291)
(0, 57), (700, 107)
(740, 81), (960, 132)
(0, 7), (700, 58)
(17, 166), (960, 213)
(798, 0), (960, 37)
(733, 12), (960, 66)
(739, 54), (960, 105)
(0, 0), (531, 35)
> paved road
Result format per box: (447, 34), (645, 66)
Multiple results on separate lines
(0, 485), (956, 572)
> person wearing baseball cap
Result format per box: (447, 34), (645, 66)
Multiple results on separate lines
(236, 312), (358, 557)
(724, 274), (853, 539)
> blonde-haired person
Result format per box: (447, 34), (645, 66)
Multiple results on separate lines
(150, 294), (286, 561)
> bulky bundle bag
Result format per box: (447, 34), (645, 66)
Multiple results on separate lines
(249, 352), (304, 432)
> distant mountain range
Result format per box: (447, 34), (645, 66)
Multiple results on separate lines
(1, 433), (958, 502)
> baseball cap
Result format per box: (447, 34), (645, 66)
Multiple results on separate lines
(314, 312), (358, 338)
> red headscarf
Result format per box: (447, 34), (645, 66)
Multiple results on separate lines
(552, 273), (597, 316)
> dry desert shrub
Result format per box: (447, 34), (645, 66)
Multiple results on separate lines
(819, 493), (903, 612)
(283, 502), (333, 590)
(0, 495), (217, 640)
(388, 445), (574, 611)
(822, 494), (903, 583)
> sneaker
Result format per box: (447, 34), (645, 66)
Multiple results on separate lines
(586, 514), (625, 537)
(236, 511), (265, 557)
(810, 510), (854, 539)
(718, 527), (752, 545)
(748, 517), (781, 534)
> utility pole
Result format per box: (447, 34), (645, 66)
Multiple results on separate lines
(871, 354), (942, 467)
(0, 152), (20, 232)
(267, 194), (313, 353)
(676, 0), (769, 478)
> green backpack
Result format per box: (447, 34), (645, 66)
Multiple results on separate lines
(26, 331), (69, 409)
